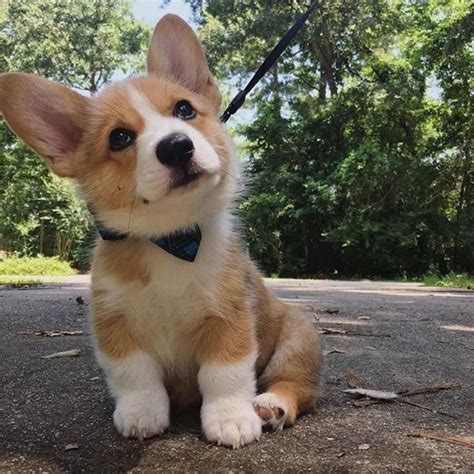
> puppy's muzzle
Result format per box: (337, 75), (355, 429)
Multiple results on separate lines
(156, 133), (194, 168)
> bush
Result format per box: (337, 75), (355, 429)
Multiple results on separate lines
(421, 270), (474, 289)
(0, 255), (77, 275)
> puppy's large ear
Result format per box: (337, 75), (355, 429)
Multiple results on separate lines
(0, 73), (89, 177)
(147, 14), (221, 111)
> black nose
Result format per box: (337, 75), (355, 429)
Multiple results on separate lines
(156, 133), (194, 167)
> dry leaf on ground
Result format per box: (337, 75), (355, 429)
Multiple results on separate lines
(65, 443), (79, 451)
(353, 398), (382, 407)
(41, 349), (81, 359)
(36, 330), (83, 337)
(345, 372), (361, 388)
(320, 327), (347, 335)
(344, 388), (398, 400)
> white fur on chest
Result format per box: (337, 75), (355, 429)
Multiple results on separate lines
(92, 213), (232, 370)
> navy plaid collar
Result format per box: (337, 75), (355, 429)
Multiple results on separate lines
(96, 223), (201, 262)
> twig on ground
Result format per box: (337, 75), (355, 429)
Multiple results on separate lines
(324, 349), (346, 355)
(344, 379), (461, 417)
(407, 432), (474, 449)
(397, 384), (461, 397)
(397, 398), (458, 419)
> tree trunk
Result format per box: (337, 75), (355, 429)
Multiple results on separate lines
(318, 65), (327, 100)
(453, 143), (472, 269)
(311, 39), (337, 96)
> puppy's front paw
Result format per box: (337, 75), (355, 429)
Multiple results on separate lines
(201, 398), (262, 448)
(113, 390), (169, 440)
(254, 392), (288, 431)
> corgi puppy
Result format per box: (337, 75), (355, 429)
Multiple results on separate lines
(0, 15), (321, 448)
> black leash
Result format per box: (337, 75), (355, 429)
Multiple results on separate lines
(220, 3), (316, 123)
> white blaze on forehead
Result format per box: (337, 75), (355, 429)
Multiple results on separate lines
(126, 84), (221, 203)
(128, 85), (163, 125)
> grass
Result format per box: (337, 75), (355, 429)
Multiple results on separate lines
(421, 272), (474, 289)
(0, 255), (77, 276)
(0, 276), (43, 288)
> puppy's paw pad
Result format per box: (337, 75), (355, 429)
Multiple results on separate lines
(202, 399), (262, 448)
(254, 392), (288, 431)
(113, 392), (169, 440)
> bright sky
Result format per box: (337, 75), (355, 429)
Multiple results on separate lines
(132, 0), (194, 27)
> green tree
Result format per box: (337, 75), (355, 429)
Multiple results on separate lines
(193, 0), (473, 278)
(0, 0), (150, 267)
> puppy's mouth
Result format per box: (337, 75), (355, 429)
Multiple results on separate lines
(169, 163), (205, 191)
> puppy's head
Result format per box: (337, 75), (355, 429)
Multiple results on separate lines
(0, 15), (237, 237)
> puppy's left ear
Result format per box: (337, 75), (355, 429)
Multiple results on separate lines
(147, 14), (221, 112)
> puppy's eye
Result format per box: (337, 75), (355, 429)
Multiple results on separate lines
(109, 128), (136, 151)
(174, 100), (196, 120)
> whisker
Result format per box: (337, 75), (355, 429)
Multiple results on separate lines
(127, 194), (137, 235)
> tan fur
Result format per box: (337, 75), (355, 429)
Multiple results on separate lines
(147, 15), (222, 111)
(0, 14), (322, 433)
(93, 239), (151, 286)
(92, 310), (140, 359)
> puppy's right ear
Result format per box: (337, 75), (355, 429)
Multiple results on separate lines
(0, 73), (90, 177)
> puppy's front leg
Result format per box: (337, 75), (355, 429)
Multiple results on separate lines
(196, 318), (262, 448)
(94, 313), (169, 439)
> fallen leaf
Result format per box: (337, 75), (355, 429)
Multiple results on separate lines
(358, 444), (370, 450)
(408, 432), (474, 449)
(41, 349), (81, 359)
(65, 443), (79, 451)
(319, 308), (340, 315)
(35, 330), (83, 337)
(320, 328), (391, 338)
(345, 372), (361, 388)
(76, 296), (84, 305)
(324, 349), (346, 355)
(353, 398), (382, 407)
(320, 327), (347, 335)
(344, 388), (398, 400)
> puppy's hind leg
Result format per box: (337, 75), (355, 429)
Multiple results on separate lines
(254, 307), (322, 430)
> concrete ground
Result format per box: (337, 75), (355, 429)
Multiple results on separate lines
(1, 278), (473, 472)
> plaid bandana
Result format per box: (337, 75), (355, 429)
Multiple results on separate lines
(96, 223), (201, 262)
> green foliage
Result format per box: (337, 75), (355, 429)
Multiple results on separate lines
(0, 276), (43, 288)
(1, 0), (150, 91)
(0, 255), (76, 276)
(197, 0), (473, 278)
(421, 267), (474, 289)
(0, 0), (150, 269)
